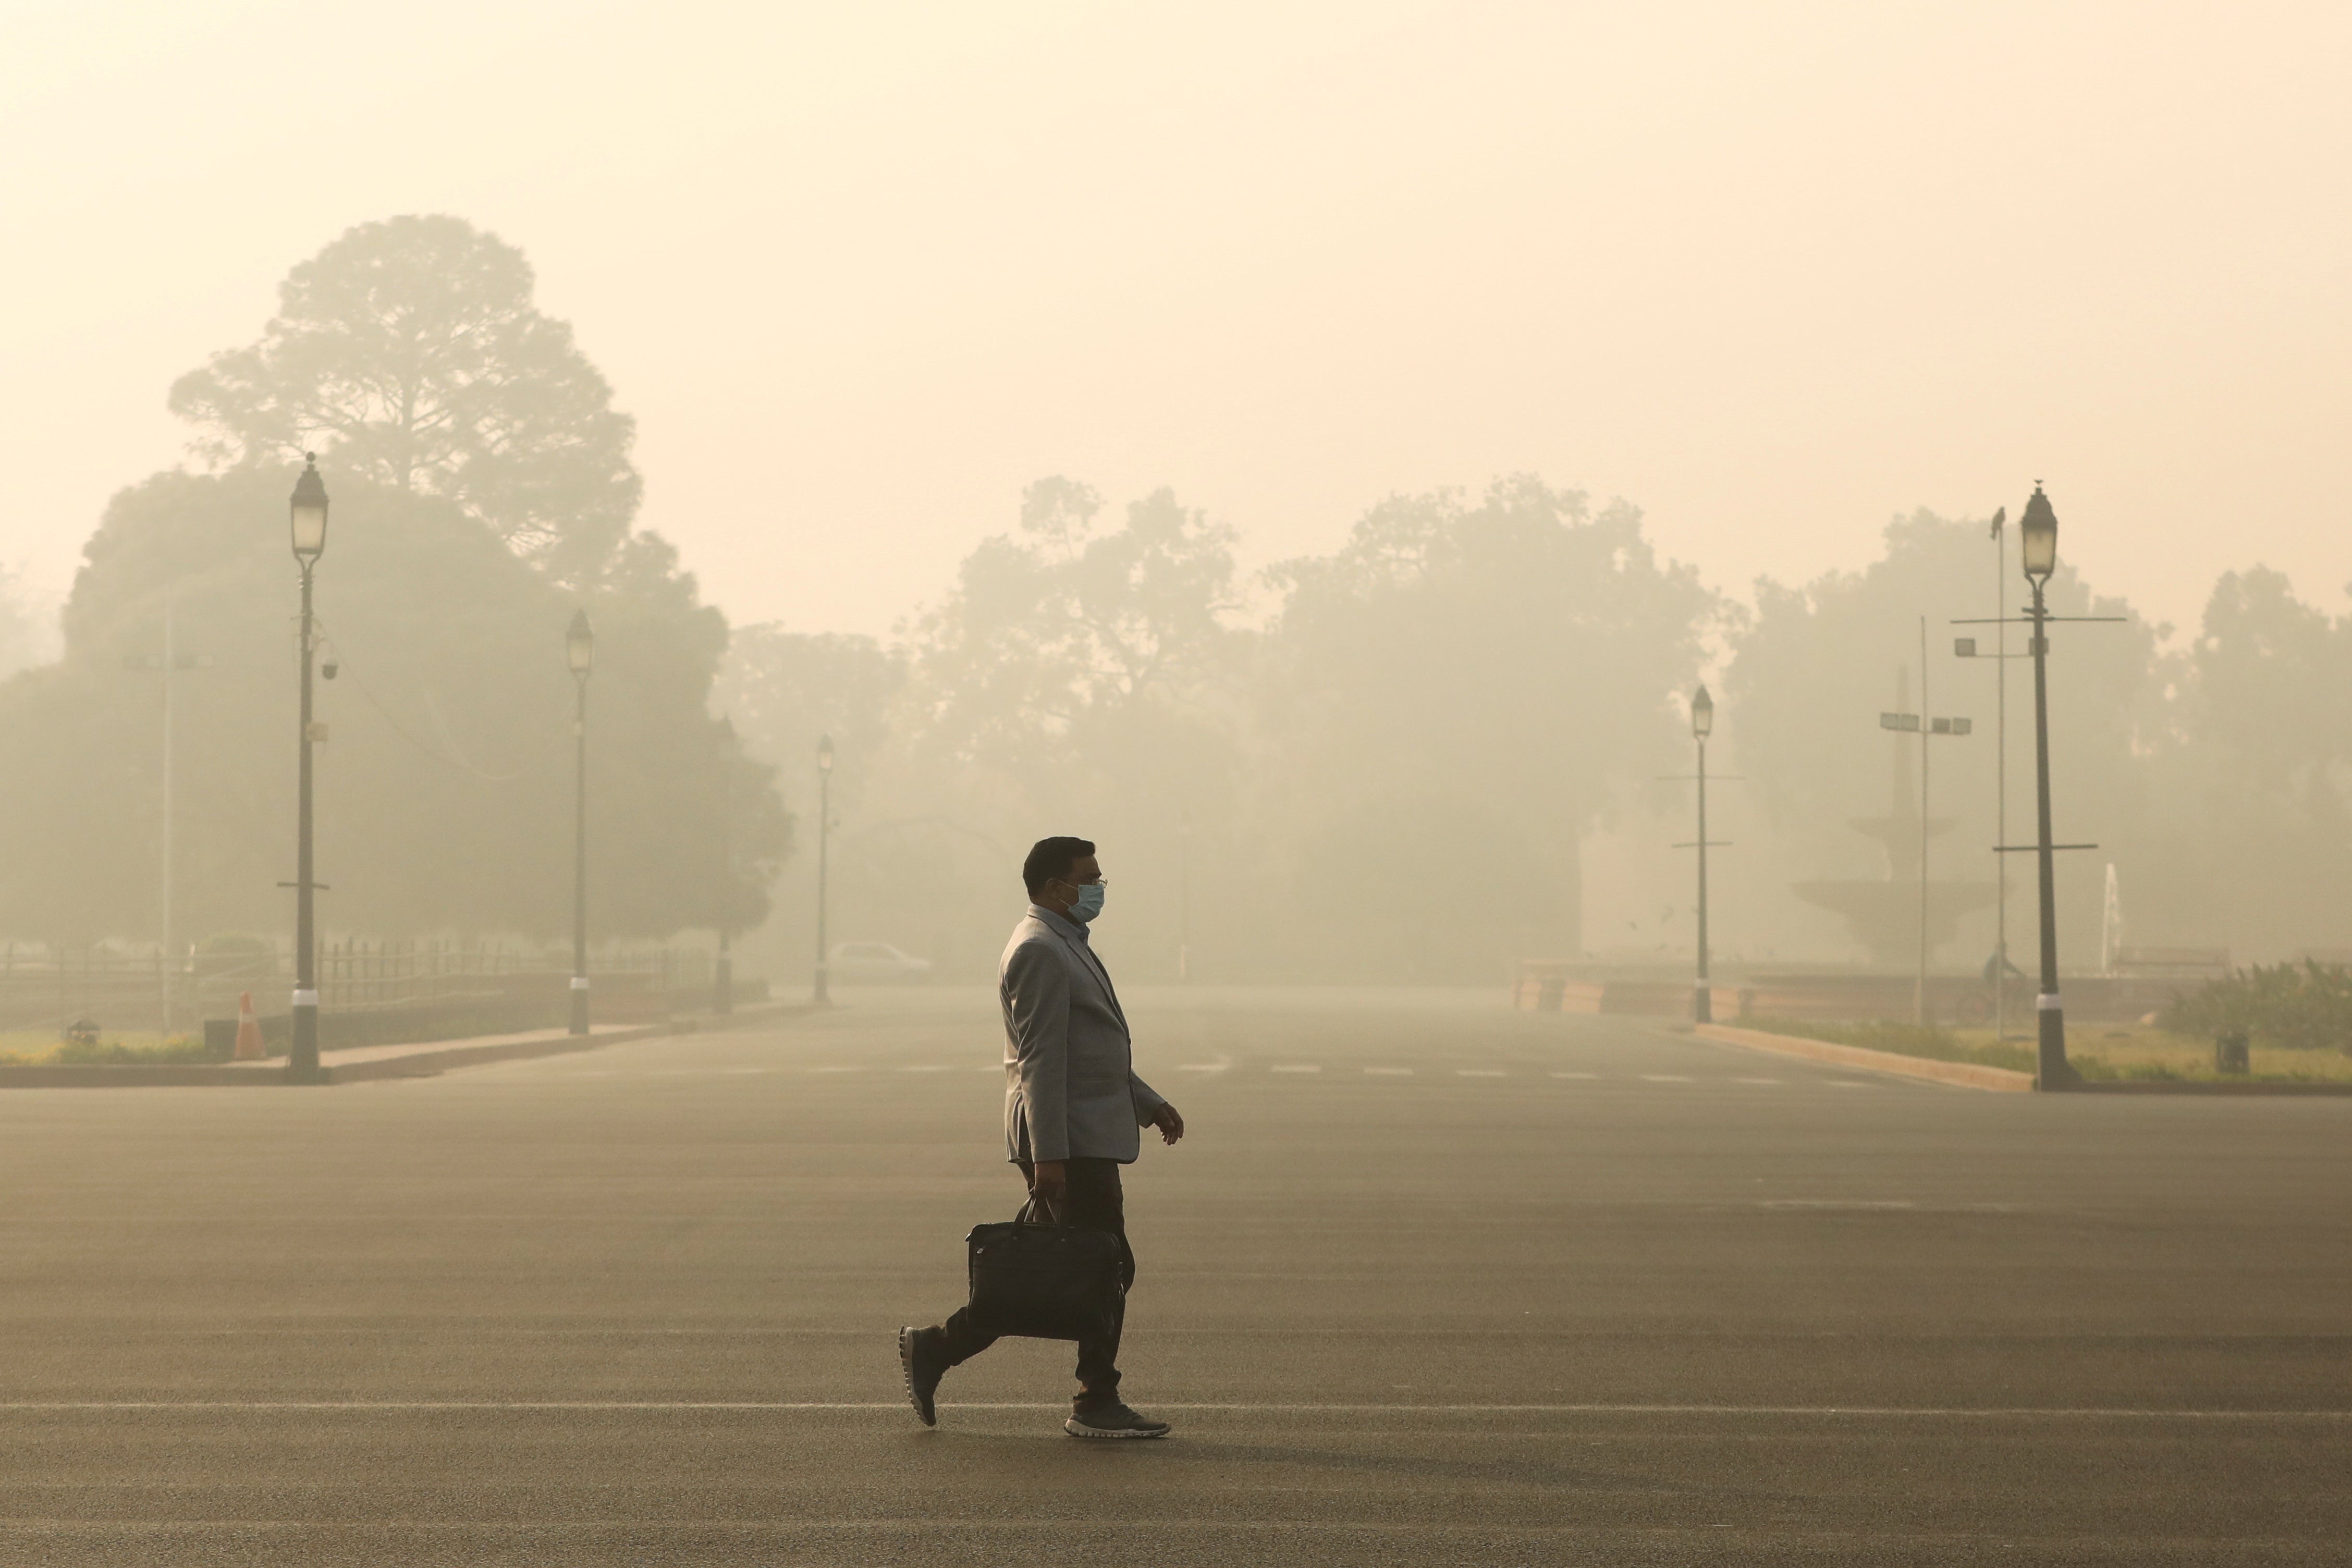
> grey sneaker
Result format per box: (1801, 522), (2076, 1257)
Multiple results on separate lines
(1064, 1400), (1171, 1439)
(898, 1326), (944, 1428)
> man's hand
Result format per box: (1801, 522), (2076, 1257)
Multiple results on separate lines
(1028, 1159), (1068, 1218)
(1150, 1102), (1185, 1146)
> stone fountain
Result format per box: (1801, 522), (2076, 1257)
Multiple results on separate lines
(1792, 667), (1996, 969)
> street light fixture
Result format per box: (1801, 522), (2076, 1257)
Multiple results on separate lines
(2020, 490), (2057, 582)
(2018, 484), (2068, 1085)
(814, 734), (834, 1006)
(286, 455), (329, 1082)
(1953, 485), (2118, 1085)
(1689, 684), (1714, 1023)
(567, 609), (593, 1036)
(713, 717), (735, 1016)
(1178, 807), (1195, 984)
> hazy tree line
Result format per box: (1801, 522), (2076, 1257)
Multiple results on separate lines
(0, 216), (786, 951)
(2, 213), (2343, 984)
(737, 499), (2352, 985)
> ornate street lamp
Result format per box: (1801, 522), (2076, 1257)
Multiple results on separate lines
(1689, 684), (1714, 1023)
(714, 716), (735, 1016)
(1178, 807), (1194, 984)
(567, 609), (593, 1036)
(814, 734), (834, 1005)
(286, 456), (329, 1082)
(2018, 485), (2070, 1085)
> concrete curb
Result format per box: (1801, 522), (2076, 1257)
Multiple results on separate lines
(320, 1023), (671, 1083)
(0, 999), (817, 1088)
(2066, 1077), (2352, 1096)
(1694, 1024), (2035, 1093)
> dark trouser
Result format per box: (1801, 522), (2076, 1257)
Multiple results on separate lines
(935, 1157), (1136, 1400)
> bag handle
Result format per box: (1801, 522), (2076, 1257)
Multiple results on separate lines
(1017, 1195), (1064, 1227)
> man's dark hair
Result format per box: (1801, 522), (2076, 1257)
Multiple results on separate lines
(1023, 837), (1096, 898)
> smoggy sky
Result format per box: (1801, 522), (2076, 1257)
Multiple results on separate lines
(5, 0), (2347, 642)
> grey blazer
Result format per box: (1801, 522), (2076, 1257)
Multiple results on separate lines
(1000, 905), (1166, 1164)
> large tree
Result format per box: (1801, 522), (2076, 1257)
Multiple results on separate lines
(754, 480), (1251, 982)
(0, 464), (786, 947)
(2130, 567), (2352, 958)
(1260, 474), (1718, 978)
(168, 216), (640, 580)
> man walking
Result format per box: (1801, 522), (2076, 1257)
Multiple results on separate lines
(899, 836), (1185, 1438)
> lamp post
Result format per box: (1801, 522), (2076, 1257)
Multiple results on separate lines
(713, 717), (734, 1016)
(2018, 485), (2071, 1086)
(1178, 807), (1194, 984)
(1689, 684), (1714, 1023)
(814, 734), (834, 1005)
(567, 609), (593, 1036)
(285, 456), (329, 1082)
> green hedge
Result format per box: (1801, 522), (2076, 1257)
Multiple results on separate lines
(2158, 961), (2352, 1053)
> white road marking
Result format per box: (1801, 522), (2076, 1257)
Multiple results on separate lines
(808, 1066), (862, 1074)
(1271, 1064), (1321, 1074)
(898, 1065), (950, 1073)
(1826, 1080), (1874, 1089)
(721, 1068), (773, 1075)
(1549, 1071), (1599, 1080)
(1, 1400), (2336, 1420)
(1177, 1063), (1227, 1073)
(1454, 1069), (1506, 1077)
(1364, 1067), (1414, 1076)
(1733, 1076), (1782, 1085)
(1640, 1074), (1694, 1083)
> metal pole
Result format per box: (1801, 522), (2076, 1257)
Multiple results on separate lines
(1917, 621), (1930, 1027)
(714, 744), (732, 1016)
(1694, 733), (1711, 1023)
(813, 767), (831, 1005)
(289, 567), (320, 1082)
(161, 594), (174, 1039)
(1179, 812), (1193, 983)
(2029, 580), (2070, 1086)
(1995, 522), (2008, 1042)
(570, 673), (590, 1035)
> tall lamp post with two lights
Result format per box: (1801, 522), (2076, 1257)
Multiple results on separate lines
(814, 734), (834, 1005)
(567, 610), (594, 1036)
(286, 456), (330, 1082)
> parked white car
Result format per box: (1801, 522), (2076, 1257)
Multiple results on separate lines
(826, 942), (935, 984)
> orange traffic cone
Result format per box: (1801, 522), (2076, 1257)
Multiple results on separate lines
(234, 991), (265, 1061)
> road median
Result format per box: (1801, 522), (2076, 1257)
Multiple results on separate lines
(0, 999), (812, 1087)
(1694, 1023), (2035, 1092)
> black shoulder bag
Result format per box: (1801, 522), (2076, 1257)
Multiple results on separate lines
(963, 1199), (1125, 1342)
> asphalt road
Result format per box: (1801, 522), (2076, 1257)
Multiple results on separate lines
(0, 985), (2346, 1565)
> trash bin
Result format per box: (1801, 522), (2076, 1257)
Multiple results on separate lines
(2214, 1033), (2250, 1074)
